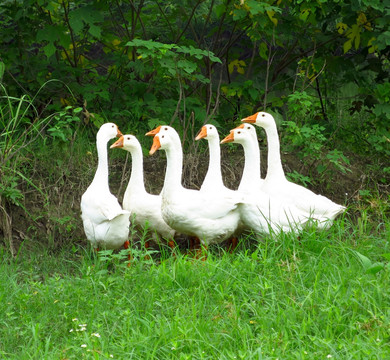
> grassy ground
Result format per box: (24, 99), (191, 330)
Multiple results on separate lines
(1, 215), (389, 359)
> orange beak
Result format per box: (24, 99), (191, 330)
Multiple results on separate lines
(195, 126), (207, 141)
(145, 125), (162, 137)
(233, 124), (245, 130)
(241, 112), (258, 123)
(117, 128), (123, 137)
(149, 136), (161, 155)
(110, 136), (124, 149)
(221, 131), (235, 144)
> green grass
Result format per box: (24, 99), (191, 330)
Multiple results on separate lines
(0, 216), (389, 359)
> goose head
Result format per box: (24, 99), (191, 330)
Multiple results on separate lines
(195, 124), (219, 141)
(110, 134), (140, 151)
(97, 122), (123, 142)
(145, 125), (173, 137)
(220, 124), (257, 145)
(241, 111), (275, 129)
(146, 125), (180, 155)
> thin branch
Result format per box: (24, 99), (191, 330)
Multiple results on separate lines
(128, 0), (147, 39)
(155, 0), (175, 40)
(170, 74), (184, 126)
(175, 0), (203, 44)
(246, 41), (257, 79)
(198, 0), (215, 44)
(62, 0), (77, 68)
(115, 0), (132, 40)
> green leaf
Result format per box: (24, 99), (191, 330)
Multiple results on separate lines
(366, 263), (385, 274)
(177, 59), (197, 74)
(0, 61), (5, 80)
(232, 9), (247, 21)
(354, 251), (372, 269)
(343, 39), (352, 53)
(259, 42), (268, 60)
(88, 24), (102, 38)
(215, 3), (226, 18)
(248, 88), (259, 101)
(43, 42), (56, 58)
(69, 6), (104, 38)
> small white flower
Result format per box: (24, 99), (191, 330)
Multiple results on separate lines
(79, 327), (87, 332)
(376, 338), (381, 342)
(81, 344), (87, 348)
(92, 333), (101, 338)
(304, 351), (308, 354)
(110, 355), (114, 359)
(79, 324), (87, 327)
(171, 347), (176, 350)
(69, 329), (74, 333)
(72, 318), (78, 322)
(327, 355), (332, 359)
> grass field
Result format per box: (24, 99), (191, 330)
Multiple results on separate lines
(0, 214), (389, 359)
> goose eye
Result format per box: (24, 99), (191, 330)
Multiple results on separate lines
(164, 127), (168, 131)
(127, 137), (131, 140)
(237, 131), (241, 134)
(209, 126), (212, 129)
(162, 135), (165, 138)
(262, 114), (265, 117)
(247, 126), (250, 130)
(112, 125), (115, 128)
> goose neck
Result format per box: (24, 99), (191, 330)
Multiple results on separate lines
(264, 122), (285, 180)
(92, 137), (110, 191)
(203, 137), (224, 187)
(163, 143), (183, 194)
(238, 138), (262, 191)
(127, 146), (147, 195)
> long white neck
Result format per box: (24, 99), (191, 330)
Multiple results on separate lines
(202, 136), (224, 189)
(162, 139), (184, 195)
(264, 122), (286, 180)
(92, 136), (110, 191)
(125, 144), (147, 197)
(238, 137), (262, 191)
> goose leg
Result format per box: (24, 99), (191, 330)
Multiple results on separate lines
(144, 240), (151, 260)
(195, 244), (208, 261)
(228, 237), (238, 253)
(168, 240), (176, 257)
(123, 240), (132, 267)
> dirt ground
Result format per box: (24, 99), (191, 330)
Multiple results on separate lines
(1, 144), (388, 254)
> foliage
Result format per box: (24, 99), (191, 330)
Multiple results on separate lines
(0, 83), (82, 254)
(0, 0), (388, 156)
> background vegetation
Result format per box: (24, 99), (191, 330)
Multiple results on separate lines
(0, 1), (389, 357)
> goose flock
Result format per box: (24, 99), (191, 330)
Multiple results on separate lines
(80, 112), (346, 255)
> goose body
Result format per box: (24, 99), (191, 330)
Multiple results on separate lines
(221, 124), (311, 234)
(110, 134), (176, 241)
(81, 123), (130, 250)
(147, 125), (242, 246)
(242, 112), (346, 227)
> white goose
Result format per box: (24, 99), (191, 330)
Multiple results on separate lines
(195, 124), (234, 193)
(146, 125), (243, 248)
(242, 112), (346, 227)
(110, 134), (176, 246)
(195, 124), (244, 248)
(221, 124), (311, 234)
(81, 123), (130, 250)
